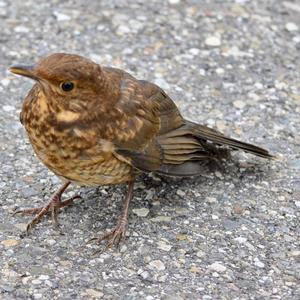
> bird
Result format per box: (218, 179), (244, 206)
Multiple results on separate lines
(9, 53), (274, 250)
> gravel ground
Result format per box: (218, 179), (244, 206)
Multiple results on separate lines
(0, 0), (299, 299)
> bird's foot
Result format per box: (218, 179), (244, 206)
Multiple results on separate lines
(13, 195), (81, 217)
(86, 216), (128, 255)
(14, 195), (81, 234)
(13, 182), (81, 234)
(84, 181), (135, 254)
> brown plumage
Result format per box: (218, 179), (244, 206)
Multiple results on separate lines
(10, 53), (274, 250)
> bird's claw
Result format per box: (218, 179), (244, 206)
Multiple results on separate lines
(85, 221), (128, 255)
(12, 207), (44, 216)
(13, 194), (82, 233)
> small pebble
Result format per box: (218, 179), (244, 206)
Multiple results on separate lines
(211, 214), (219, 220)
(148, 260), (166, 271)
(216, 68), (225, 74)
(86, 288), (104, 298)
(206, 197), (217, 203)
(189, 48), (200, 55)
(254, 258), (265, 268)
(274, 81), (288, 90)
(3, 105), (15, 112)
(39, 275), (49, 280)
(150, 216), (171, 222)
(138, 269), (150, 279)
(1, 239), (19, 247)
(53, 11), (71, 21)
(288, 250), (300, 257)
(283, 1), (300, 13)
(133, 208), (149, 217)
(176, 234), (189, 241)
(205, 35), (221, 47)
(190, 266), (200, 273)
(175, 207), (189, 215)
(234, 237), (247, 243)
(14, 25), (29, 33)
(157, 240), (172, 251)
(163, 295), (184, 300)
(233, 100), (246, 109)
(208, 262), (227, 272)
(32, 279), (42, 285)
(116, 25), (131, 35)
(1, 78), (10, 87)
(285, 22), (298, 32)
(176, 189), (185, 197)
(47, 239), (56, 246)
(196, 250), (205, 258)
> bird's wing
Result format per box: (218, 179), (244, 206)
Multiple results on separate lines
(113, 78), (185, 172)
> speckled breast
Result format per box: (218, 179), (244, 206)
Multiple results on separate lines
(20, 86), (133, 186)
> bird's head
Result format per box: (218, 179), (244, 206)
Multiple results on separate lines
(9, 53), (109, 112)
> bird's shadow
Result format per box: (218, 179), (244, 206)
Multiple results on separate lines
(79, 155), (275, 223)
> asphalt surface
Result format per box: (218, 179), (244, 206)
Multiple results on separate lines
(0, 0), (299, 299)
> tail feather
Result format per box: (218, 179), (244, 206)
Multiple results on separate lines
(154, 121), (274, 177)
(188, 122), (274, 159)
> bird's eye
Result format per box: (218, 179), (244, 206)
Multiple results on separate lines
(60, 81), (74, 92)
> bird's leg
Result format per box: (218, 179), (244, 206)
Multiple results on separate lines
(13, 181), (81, 233)
(87, 181), (134, 253)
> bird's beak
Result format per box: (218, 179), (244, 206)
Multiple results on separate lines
(9, 64), (38, 80)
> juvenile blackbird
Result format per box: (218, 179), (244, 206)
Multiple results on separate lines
(10, 53), (273, 249)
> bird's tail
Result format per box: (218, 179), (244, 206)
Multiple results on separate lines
(187, 121), (274, 159)
(155, 121), (274, 177)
